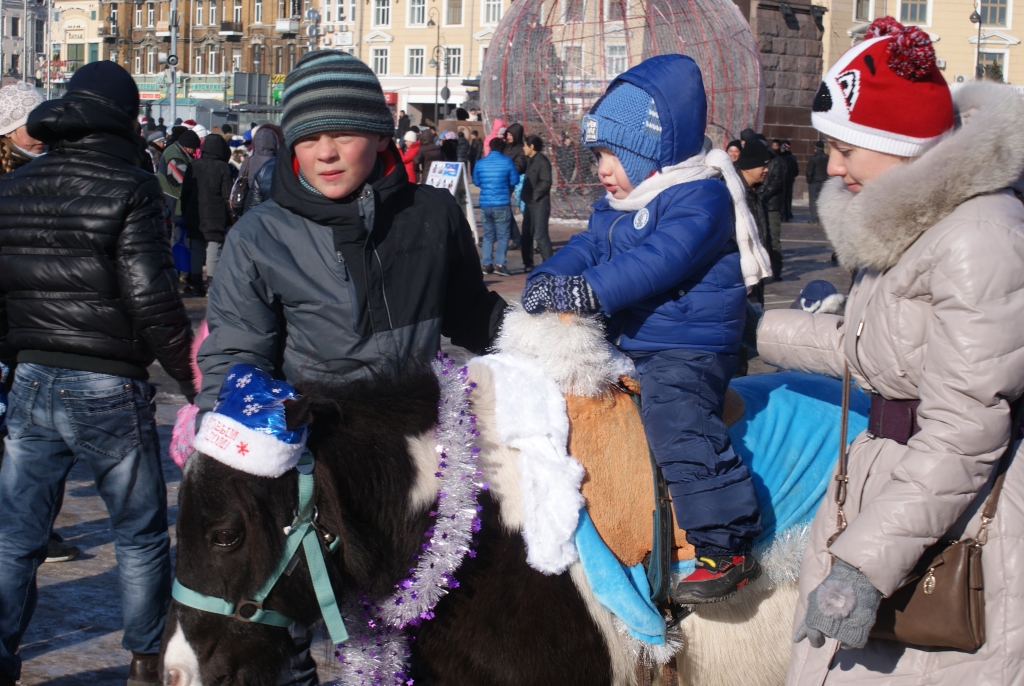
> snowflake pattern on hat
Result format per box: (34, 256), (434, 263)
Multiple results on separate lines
(194, 364), (307, 477)
(0, 82), (44, 137)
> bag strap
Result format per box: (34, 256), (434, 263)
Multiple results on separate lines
(828, 363), (852, 547)
(976, 399), (1023, 545)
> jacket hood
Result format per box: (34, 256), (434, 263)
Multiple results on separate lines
(821, 83), (1024, 271)
(26, 91), (144, 167)
(252, 127), (280, 157)
(489, 118), (506, 136)
(419, 129), (435, 144)
(506, 123), (525, 146)
(200, 133), (230, 162)
(594, 54), (707, 167)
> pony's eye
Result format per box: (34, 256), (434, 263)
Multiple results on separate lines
(212, 530), (241, 548)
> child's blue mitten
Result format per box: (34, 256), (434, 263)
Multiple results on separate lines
(522, 275), (601, 315)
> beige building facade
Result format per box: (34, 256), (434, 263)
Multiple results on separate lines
(340, 0), (512, 125)
(820, 0), (1021, 84)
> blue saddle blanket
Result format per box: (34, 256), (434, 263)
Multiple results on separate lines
(575, 371), (870, 643)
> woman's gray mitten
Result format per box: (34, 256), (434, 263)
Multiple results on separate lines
(742, 300), (764, 353)
(803, 558), (882, 650)
(522, 276), (555, 314)
(522, 275), (600, 315)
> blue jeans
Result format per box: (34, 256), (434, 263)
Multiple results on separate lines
(480, 205), (511, 267)
(0, 364), (171, 678)
(632, 349), (762, 557)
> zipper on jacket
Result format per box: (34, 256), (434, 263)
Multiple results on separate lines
(335, 251), (349, 280)
(372, 242), (394, 330)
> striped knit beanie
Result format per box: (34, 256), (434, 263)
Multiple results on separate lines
(281, 50), (395, 147)
(581, 81), (662, 187)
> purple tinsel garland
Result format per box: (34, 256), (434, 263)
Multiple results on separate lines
(336, 354), (484, 686)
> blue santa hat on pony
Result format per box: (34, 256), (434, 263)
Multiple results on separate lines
(193, 364), (307, 478)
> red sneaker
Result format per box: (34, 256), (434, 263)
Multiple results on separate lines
(673, 554), (761, 604)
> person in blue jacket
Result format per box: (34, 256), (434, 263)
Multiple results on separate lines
(472, 138), (520, 276)
(522, 54), (771, 603)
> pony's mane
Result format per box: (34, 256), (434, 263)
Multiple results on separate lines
(286, 364), (441, 596)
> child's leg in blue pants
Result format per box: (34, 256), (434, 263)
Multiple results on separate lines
(632, 348), (762, 557)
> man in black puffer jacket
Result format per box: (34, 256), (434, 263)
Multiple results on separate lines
(0, 62), (194, 686)
(181, 134), (233, 295)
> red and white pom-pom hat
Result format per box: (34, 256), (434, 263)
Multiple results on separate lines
(812, 17), (955, 157)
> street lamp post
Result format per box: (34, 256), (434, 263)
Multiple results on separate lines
(427, 7), (441, 126)
(970, 9), (983, 80)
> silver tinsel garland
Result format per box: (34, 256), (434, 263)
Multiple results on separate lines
(337, 355), (484, 685)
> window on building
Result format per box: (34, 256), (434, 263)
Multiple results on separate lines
(210, 1), (217, 25)
(194, 48), (203, 74)
(408, 47), (424, 74)
(35, 19), (44, 51)
(562, 0), (584, 21)
(563, 44), (582, 76)
(606, 0), (625, 20)
(196, 0), (203, 24)
(855, 0), (870, 21)
(234, 0), (242, 22)
(135, 4), (142, 25)
(145, 48), (154, 72)
(484, 0), (501, 23)
(409, 0), (425, 24)
(978, 51), (1006, 80)
(255, 0), (263, 21)
(212, 45), (222, 73)
(89, 43), (99, 62)
(980, 0), (1007, 25)
(446, 0), (462, 24)
(230, 48), (239, 70)
(900, 0), (926, 23)
(288, 44), (296, 70)
(10, 16), (19, 37)
(133, 48), (142, 73)
(445, 46), (461, 75)
(606, 44), (626, 77)
(373, 0), (390, 25)
(146, 3), (154, 25)
(68, 43), (85, 71)
(372, 47), (389, 74)
(275, 46), (283, 73)
(110, 3), (118, 23)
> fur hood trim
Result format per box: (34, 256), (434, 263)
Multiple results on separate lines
(820, 83), (1024, 271)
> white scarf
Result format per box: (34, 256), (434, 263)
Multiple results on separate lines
(606, 149), (772, 288)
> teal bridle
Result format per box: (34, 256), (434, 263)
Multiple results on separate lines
(170, 453), (350, 645)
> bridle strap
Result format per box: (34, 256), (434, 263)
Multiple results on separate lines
(171, 453), (349, 644)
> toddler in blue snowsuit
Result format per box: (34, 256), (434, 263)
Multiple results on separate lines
(522, 55), (764, 602)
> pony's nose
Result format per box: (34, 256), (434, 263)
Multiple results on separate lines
(165, 668), (185, 686)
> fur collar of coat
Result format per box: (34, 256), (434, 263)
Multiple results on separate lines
(819, 83), (1024, 271)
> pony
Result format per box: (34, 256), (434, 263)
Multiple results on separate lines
(161, 368), (614, 686)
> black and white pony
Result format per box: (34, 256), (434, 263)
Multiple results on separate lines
(161, 368), (615, 686)
(162, 309), (814, 685)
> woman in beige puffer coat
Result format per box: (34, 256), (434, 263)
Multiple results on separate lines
(755, 20), (1024, 686)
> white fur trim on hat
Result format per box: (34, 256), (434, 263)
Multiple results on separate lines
(192, 124), (209, 138)
(193, 412), (306, 478)
(812, 112), (944, 158)
(0, 82), (44, 137)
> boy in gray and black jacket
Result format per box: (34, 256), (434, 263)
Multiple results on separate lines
(196, 49), (505, 686)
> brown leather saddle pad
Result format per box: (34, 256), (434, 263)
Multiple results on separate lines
(566, 380), (745, 567)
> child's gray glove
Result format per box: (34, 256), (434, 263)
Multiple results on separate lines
(742, 300), (764, 354)
(522, 275), (601, 315)
(794, 558), (882, 650)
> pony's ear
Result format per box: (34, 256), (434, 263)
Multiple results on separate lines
(284, 395), (343, 431)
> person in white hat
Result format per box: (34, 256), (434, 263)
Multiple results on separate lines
(0, 82), (45, 177)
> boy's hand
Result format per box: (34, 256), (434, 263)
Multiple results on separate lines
(522, 275), (601, 315)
